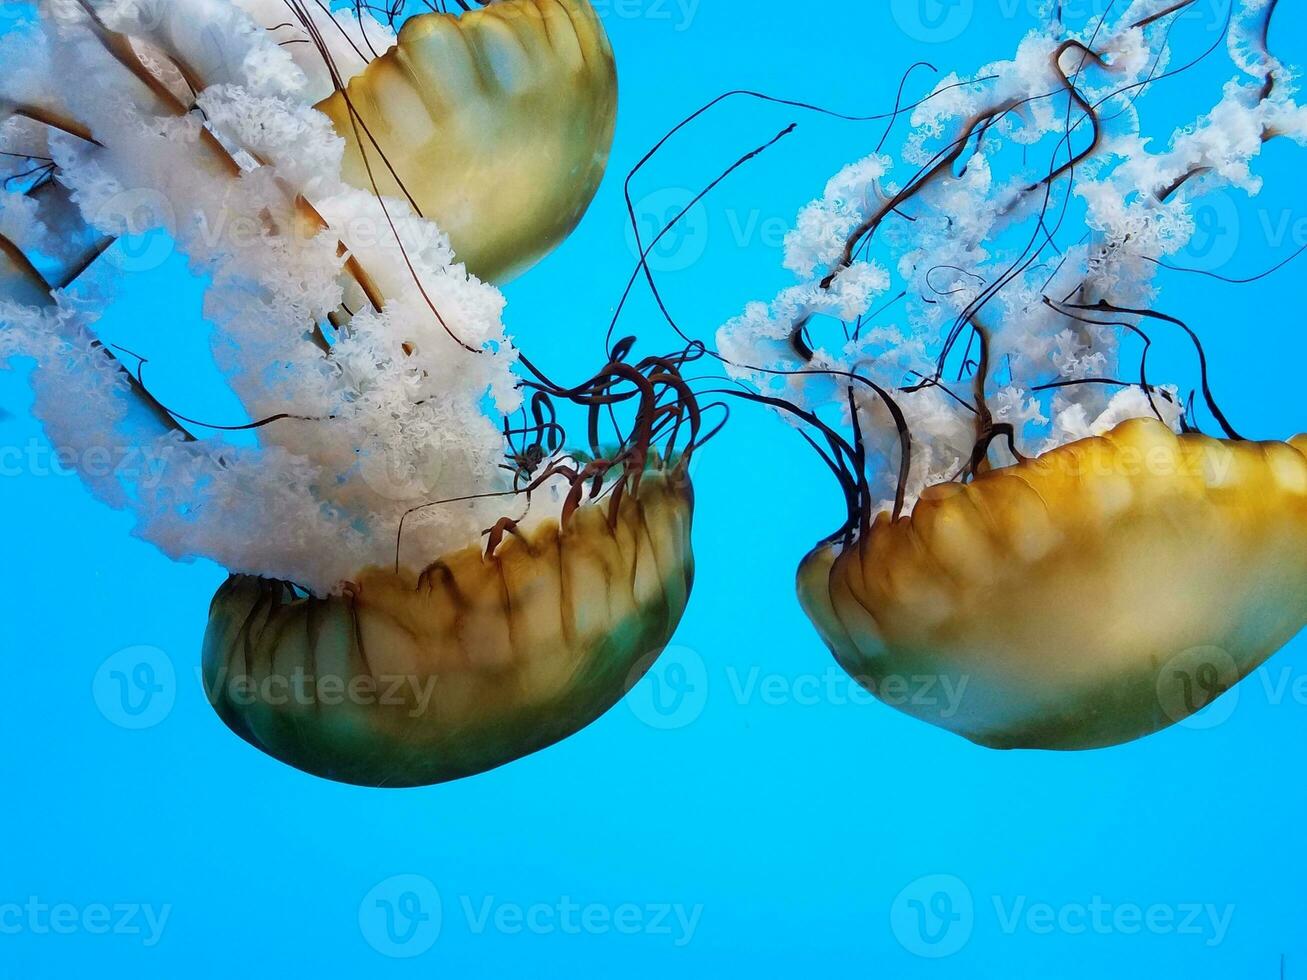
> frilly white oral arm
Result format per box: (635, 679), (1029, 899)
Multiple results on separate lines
(718, 0), (1307, 515)
(2, 1), (540, 593)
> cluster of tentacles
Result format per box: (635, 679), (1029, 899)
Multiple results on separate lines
(746, 0), (1307, 751)
(784, 0), (1284, 544)
(589, 0), (1307, 752)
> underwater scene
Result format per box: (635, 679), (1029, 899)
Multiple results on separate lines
(2, 0), (1306, 976)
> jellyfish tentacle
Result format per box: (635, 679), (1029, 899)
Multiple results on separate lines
(0, 224), (194, 438)
(2, 102), (100, 147)
(68, 0), (241, 177)
(54, 0), (392, 335)
(706, 0), (1307, 751)
(0, 230), (54, 309)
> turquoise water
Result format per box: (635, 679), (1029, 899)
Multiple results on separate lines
(2, 2), (1306, 976)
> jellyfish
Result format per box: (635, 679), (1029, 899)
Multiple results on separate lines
(203, 355), (700, 787)
(6, 0), (617, 286)
(797, 420), (1307, 750)
(0, 0), (697, 787)
(192, 328), (702, 788)
(717, 0), (1307, 749)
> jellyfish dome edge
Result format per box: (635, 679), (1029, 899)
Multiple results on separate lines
(205, 465), (694, 788)
(798, 419), (1307, 751)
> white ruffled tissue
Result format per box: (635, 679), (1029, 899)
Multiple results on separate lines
(718, 0), (1307, 514)
(0, 0), (540, 594)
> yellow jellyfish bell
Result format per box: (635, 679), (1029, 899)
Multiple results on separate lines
(203, 464), (693, 788)
(798, 419), (1307, 751)
(316, 0), (618, 283)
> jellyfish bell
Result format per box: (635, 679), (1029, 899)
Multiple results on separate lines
(203, 460), (694, 787)
(311, 0), (617, 283)
(798, 418), (1307, 750)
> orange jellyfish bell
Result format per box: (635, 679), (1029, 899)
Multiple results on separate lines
(798, 418), (1307, 751)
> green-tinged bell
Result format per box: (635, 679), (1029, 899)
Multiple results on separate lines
(203, 470), (694, 787)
